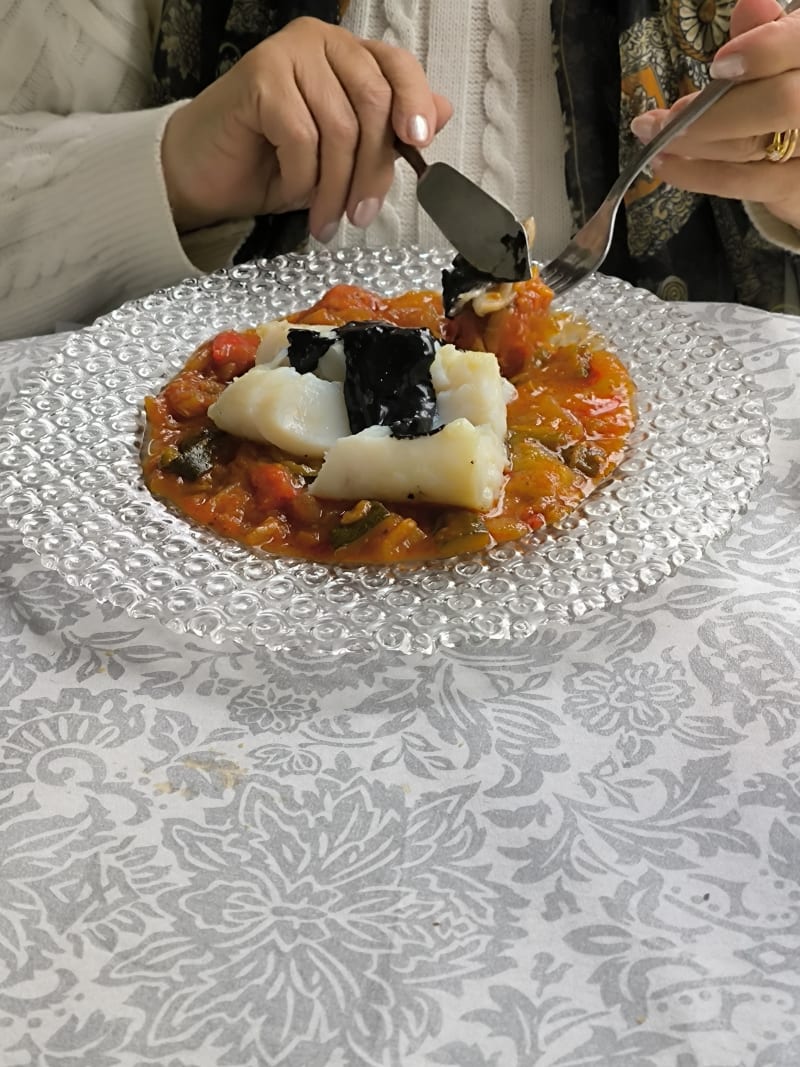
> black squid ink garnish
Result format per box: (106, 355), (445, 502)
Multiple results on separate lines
(287, 329), (337, 374)
(338, 321), (440, 438)
(286, 322), (443, 438)
(441, 255), (497, 319)
(442, 225), (529, 319)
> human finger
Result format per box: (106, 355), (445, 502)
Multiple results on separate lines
(630, 96), (694, 144)
(325, 39), (398, 227)
(730, 0), (784, 37)
(433, 93), (454, 134)
(651, 154), (800, 204)
(711, 8), (800, 80)
(251, 77), (321, 216)
(658, 132), (769, 163)
(631, 72), (800, 145)
(633, 102), (784, 163)
(363, 38), (440, 146)
(296, 65), (361, 241)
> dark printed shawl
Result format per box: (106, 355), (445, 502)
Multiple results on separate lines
(153, 0), (799, 311)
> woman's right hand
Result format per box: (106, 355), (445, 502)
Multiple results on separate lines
(160, 16), (452, 242)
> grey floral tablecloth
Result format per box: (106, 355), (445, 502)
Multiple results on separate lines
(0, 302), (799, 1067)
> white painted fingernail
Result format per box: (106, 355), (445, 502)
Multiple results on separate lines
(317, 221), (339, 244)
(351, 197), (382, 229)
(710, 53), (746, 79)
(408, 114), (430, 144)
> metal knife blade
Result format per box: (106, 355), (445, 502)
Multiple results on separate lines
(395, 141), (532, 283)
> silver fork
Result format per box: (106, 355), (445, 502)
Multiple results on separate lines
(539, 0), (800, 299)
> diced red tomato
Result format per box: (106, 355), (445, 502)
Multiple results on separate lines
(249, 463), (302, 511)
(210, 330), (260, 380)
(520, 508), (546, 530)
(209, 485), (251, 537)
(163, 371), (224, 419)
(566, 394), (623, 417)
(290, 284), (383, 326)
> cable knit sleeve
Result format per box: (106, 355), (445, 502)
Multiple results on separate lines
(744, 202), (800, 255)
(0, 105), (252, 341)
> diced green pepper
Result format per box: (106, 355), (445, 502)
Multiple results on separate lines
(281, 459), (322, 481)
(330, 501), (391, 548)
(161, 428), (225, 480)
(433, 510), (491, 557)
(562, 441), (605, 477)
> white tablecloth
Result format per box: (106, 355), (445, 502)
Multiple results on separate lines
(0, 302), (798, 1067)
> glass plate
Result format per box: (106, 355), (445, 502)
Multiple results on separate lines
(0, 248), (770, 655)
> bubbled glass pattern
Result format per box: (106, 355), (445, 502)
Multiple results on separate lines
(0, 248), (770, 654)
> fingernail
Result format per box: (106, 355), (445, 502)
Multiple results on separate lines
(408, 114), (429, 144)
(351, 197), (382, 229)
(650, 154), (666, 173)
(709, 53), (746, 79)
(631, 114), (660, 144)
(317, 221), (339, 244)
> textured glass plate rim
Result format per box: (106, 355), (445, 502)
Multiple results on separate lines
(0, 247), (770, 655)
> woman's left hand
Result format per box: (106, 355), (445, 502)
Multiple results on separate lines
(630, 0), (800, 230)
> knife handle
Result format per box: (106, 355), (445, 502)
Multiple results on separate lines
(394, 138), (428, 178)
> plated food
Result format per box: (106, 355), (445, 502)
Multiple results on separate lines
(0, 246), (767, 651)
(141, 260), (636, 564)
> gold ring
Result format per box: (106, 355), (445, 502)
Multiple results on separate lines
(765, 128), (799, 163)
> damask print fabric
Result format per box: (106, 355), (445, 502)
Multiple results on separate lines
(0, 303), (799, 1064)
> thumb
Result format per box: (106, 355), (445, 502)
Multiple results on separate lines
(433, 93), (453, 134)
(730, 0), (783, 36)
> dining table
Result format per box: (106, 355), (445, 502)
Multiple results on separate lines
(0, 292), (798, 1067)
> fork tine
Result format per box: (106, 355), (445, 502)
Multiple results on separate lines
(549, 276), (573, 297)
(539, 262), (572, 296)
(550, 278), (574, 298)
(540, 249), (592, 298)
(538, 263), (563, 289)
(541, 271), (563, 292)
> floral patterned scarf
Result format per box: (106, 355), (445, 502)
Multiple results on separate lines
(153, 0), (799, 312)
(551, 0), (799, 312)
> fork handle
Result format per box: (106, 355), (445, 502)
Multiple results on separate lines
(608, 0), (800, 206)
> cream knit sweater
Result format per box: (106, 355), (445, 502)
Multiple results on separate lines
(0, 0), (255, 341)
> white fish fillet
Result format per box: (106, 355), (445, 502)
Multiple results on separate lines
(255, 320), (346, 381)
(208, 365), (350, 458)
(310, 420), (507, 511)
(430, 344), (515, 439)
